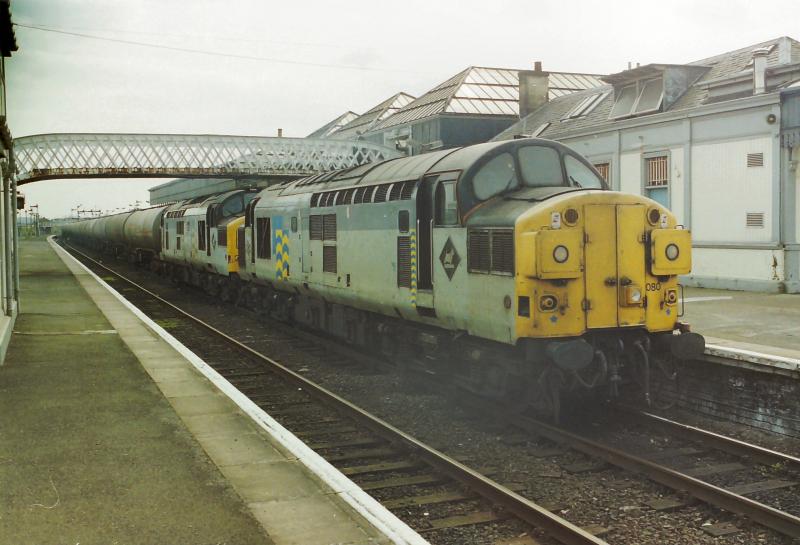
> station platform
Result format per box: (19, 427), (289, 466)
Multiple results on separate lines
(682, 286), (800, 373)
(0, 239), (420, 545)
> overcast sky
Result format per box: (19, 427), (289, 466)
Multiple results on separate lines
(8, 0), (798, 218)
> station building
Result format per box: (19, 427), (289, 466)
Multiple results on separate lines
(325, 65), (605, 155)
(493, 37), (800, 293)
(0, 2), (17, 362)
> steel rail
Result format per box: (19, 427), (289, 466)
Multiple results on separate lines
(484, 404), (800, 539)
(61, 242), (608, 545)
(615, 405), (800, 471)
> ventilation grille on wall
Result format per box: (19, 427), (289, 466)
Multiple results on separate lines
(746, 212), (765, 228)
(747, 153), (764, 167)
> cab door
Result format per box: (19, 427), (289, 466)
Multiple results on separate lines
(584, 204), (646, 328)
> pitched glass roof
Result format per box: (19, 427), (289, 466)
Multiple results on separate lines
(331, 92), (415, 139)
(306, 111), (360, 138)
(372, 66), (604, 131)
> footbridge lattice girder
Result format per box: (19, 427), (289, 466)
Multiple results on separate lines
(12, 133), (401, 184)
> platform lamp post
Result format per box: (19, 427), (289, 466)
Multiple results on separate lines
(28, 204), (39, 237)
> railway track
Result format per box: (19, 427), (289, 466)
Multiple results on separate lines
(465, 399), (800, 540)
(62, 242), (607, 545)
(62, 241), (800, 543)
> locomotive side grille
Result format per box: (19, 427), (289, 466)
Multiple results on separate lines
(310, 215), (323, 240)
(323, 245), (337, 273)
(388, 183), (403, 201)
(323, 213), (337, 240)
(310, 193), (320, 207)
(468, 229), (514, 275)
(467, 230), (491, 273)
(353, 187), (366, 204)
(400, 180), (416, 200)
(397, 236), (411, 288)
(373, 184), (390, 202)
(491, 230), (514, 275)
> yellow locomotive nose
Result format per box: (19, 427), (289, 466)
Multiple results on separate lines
(515, 193), (691, 340)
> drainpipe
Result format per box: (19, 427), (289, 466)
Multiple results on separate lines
(10, 172), (18, 309)
(753, 48), (769, 95)
(2, 168), (11, 316)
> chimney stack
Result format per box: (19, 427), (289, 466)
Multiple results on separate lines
(518, 61), (549, 119)
(277, 128), (283, 137)
(752, 48), (769, 94)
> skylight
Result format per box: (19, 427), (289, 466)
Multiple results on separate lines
(610, 78), (664, 119)
(562, 91), (609, 120)
(609, 84), (638, 118)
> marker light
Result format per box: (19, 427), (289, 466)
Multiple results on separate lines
(553, 245), (569, 263)
(665, 243), (680, 261)
(625, 286), (643, 305)
(660, 213), (669, 229)
(551, 211), (562, 229)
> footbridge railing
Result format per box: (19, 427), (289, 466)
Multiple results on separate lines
(12, 133), (401, 184)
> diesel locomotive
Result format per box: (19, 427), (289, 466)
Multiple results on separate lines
(62, 139), (705, 416)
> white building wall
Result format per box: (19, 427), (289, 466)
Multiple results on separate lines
(690, 136), (774, 243)
(796, 144), (800, 243)
(619, 152), (640, 195)
(668, 146), (685, 224)
(692, 248), (784, 283)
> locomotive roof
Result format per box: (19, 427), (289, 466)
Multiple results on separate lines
(267, 138), (586, 197)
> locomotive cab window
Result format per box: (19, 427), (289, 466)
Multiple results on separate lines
(564, 155), (604, 189)
(473, 152), (517, 200)
(518, 146), (563, 187)
(434, 181), (458, 226)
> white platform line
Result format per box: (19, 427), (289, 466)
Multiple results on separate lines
(683, 296), (734, 303)
(49, 238), (430, 545)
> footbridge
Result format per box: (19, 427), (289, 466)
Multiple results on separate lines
(13, 133), (401, 185)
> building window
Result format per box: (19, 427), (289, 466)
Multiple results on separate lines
(593, 162), (610, 183)
(610, 78), (664, 119)
(644, 154), (669, 207)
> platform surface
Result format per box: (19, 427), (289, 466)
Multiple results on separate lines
(682, 286), (800, 361)
(0, 240), (393, 545)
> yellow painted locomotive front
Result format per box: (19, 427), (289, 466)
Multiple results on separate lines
(514, 191), (692, 340)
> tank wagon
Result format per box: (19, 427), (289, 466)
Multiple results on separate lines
(62, 207), (166, 262)
(62, 139), (705, 416)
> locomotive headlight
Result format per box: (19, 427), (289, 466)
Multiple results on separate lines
(665, 243), (680, 261)
(552, 245), (569, 264)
